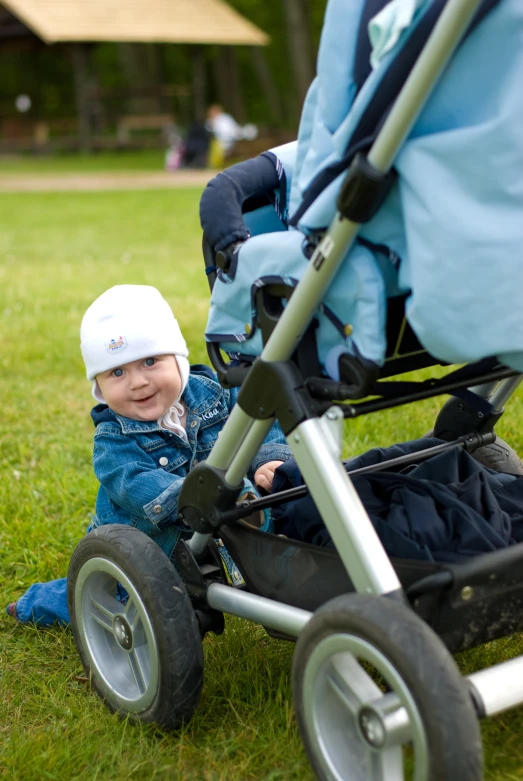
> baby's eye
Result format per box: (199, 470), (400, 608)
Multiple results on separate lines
(112, 368), (124, 377)
(144, 357), (155, 367)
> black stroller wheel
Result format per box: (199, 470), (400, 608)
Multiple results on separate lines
(67, 525), (204, 730)
(293, 594), (482, 781)
(425, 429), (523, 476)
(469, 435), (523, 476)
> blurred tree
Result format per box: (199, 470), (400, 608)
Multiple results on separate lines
(211, 46), (245, 122)
(282, 0), (315, 107)
(225, 0), (327, 126)
(117, 44), (163, 114)
(0, 0), (329, 133)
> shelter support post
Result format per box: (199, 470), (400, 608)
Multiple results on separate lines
(71, 43), (92, 154)
(191, 45), (206, 124)
(249, 47), (284, 125)
(215, 46), (246, 123)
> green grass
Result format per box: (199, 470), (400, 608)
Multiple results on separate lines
(1, 190), (523, 779)
(0, 150), (167, 174)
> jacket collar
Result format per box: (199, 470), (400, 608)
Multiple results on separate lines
(182, 372), (223, 415)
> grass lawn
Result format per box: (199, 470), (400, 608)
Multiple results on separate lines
(1, 189), (523, 780)
(0, 150), (167, 174)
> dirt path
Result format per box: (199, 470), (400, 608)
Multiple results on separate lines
(0, 170), (213, 193)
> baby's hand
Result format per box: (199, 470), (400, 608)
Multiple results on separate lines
(254, 461), (284, 493)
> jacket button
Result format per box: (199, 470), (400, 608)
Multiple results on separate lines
(190, 420), (198, 428)
(153, 504), (162, 514)
(159, 457), (168, 466)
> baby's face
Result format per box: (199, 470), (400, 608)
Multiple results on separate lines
(96, 355), (182, 421)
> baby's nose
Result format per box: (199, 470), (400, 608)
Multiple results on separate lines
(129, 371), (149, 389)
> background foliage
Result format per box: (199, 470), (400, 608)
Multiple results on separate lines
(0, 0), (329, 130)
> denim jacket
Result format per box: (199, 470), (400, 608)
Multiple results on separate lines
(90, 364), (292, 559)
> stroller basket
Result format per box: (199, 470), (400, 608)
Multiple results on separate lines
(220, 523), (523, 655)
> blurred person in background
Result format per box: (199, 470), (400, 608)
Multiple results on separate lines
(206, 103), (257, 168)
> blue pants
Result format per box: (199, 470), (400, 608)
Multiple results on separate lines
(12, 577), (69, 627)
(8, 541), (246, 627)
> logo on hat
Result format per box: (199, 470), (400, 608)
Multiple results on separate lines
(106, 335), (128, 354)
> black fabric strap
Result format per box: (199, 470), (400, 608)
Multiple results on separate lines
(370, 358), (502, 414)
(353, 0), (392, 94)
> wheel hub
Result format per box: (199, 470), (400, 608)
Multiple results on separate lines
(113, 614), (133, 650)
(359, 707), (386, 748)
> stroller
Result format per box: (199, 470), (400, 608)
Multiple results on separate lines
(66, 0), (523, 778)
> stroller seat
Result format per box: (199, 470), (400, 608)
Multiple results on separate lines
(204, 0), (523, 383)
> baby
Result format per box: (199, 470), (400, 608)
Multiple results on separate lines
(7, 284), (291, 625)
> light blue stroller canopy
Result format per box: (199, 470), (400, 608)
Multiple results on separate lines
(205, 0), (523, 376)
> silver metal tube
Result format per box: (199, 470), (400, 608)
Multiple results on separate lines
(468, 655), (523, 717)
(206, 403), (255, 471)
(207, 582), (523, 720)
(225, 419), (273, 486)
(368, 0), (485, 171)
(290, 418), (401, 595)
(468, 382), (499, 399)
(187, 532), (212, 556)
(262, 219), (362, 362)
(206, 582), (312, 637)
(488, 376), (523, 413)
(190, 420), (271, 553)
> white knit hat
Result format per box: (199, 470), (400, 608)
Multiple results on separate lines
(80, 285), (189, 402)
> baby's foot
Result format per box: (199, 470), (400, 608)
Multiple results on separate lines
(6, 602), (18, 619)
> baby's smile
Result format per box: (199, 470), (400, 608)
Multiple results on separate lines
(134, 393), (157, 404)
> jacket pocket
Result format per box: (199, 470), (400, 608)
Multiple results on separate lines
(141, 442), (188, 472)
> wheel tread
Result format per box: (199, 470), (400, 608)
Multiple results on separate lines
(68, 524), (204, 729)
(293, 594), (483, 781)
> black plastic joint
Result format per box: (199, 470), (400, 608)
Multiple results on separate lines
(206, 342), (250, 389)
(177, 462), (243, 534)
(434, 396), (503, 441)
(236, 359), (317, 435)
(336, 153), (397, 224)
(215, 241), (243, 274)
(338, 352), (380, 399)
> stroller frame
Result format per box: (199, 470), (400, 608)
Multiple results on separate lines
(181, 0), (523, 756)
(67, 0), (523, 777)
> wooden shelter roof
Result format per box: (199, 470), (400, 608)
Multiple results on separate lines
(0, 0), (268, 45)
